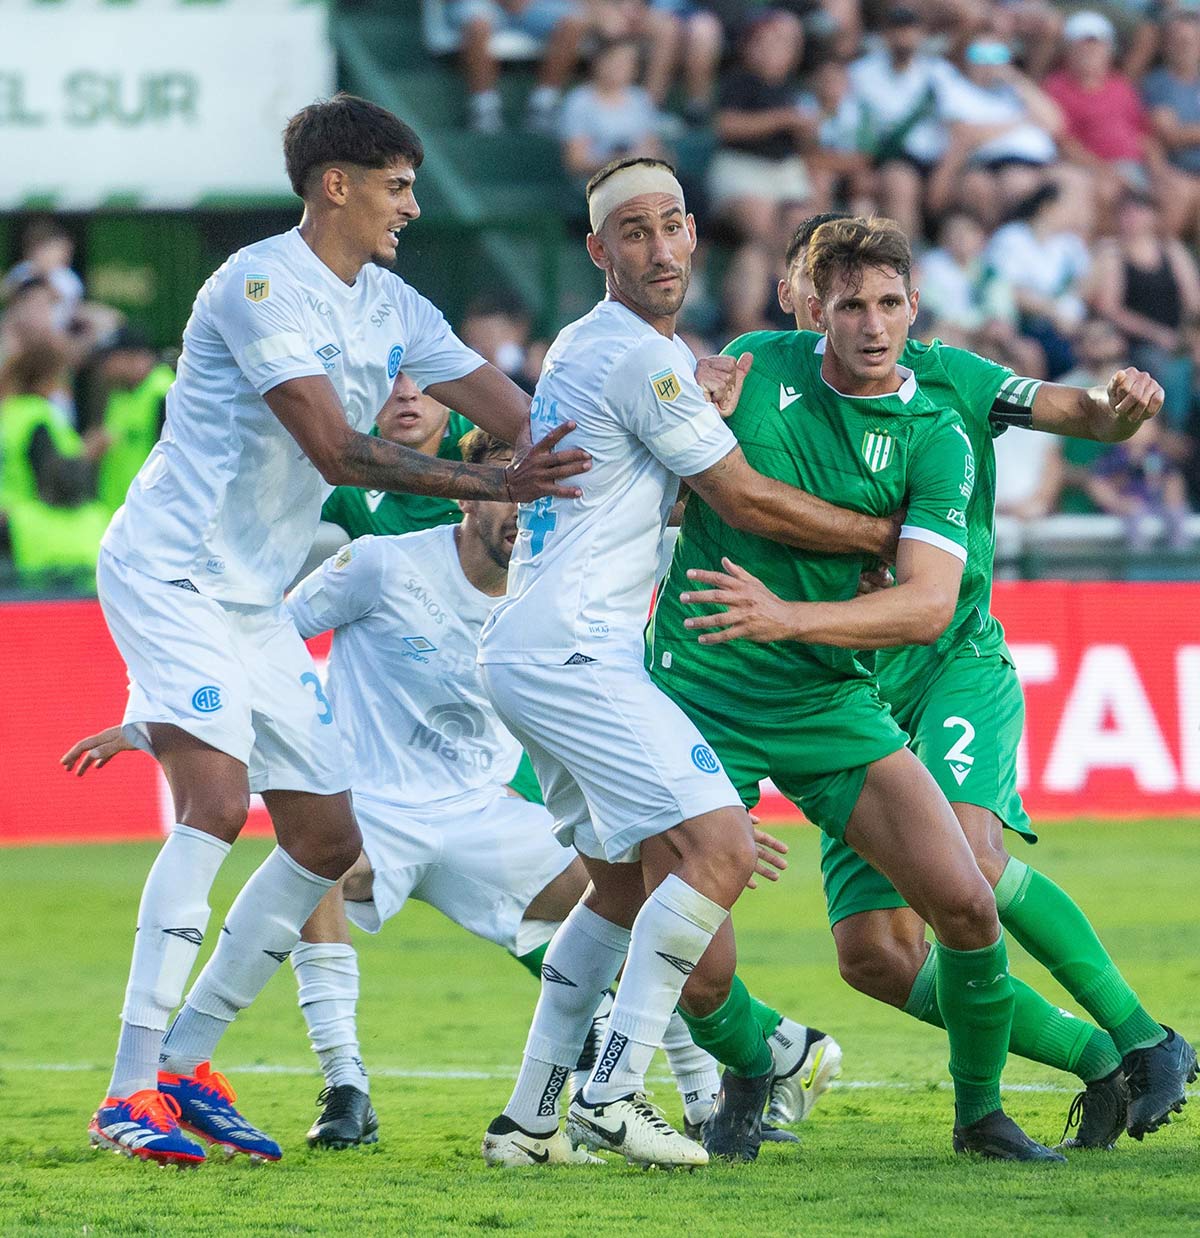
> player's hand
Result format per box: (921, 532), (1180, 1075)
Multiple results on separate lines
(857, 565), (894, 595)
(746, 820), (789, 890)
(1107, 367), (1163, 432)
(505, 420), (591, 502)
(680, 557), (798, 645)
(694, 352), (753, 417)
(61, 725), (132, 776)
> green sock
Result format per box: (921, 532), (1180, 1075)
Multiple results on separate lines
(748, 995), (783, 1036)
(512, 940), (549, 981)
(679, 974), (774, 1078)
(934, 934), (1013, 1127)
(905, 946), (1121, 1083)
(994, 858), (1165, 1055)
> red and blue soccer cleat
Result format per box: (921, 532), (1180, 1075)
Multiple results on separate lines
(157, 1062), (282, 1162)
(89, 1090), (206, 1166)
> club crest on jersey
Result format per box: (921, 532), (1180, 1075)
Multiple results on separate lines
(862, 430), (893, 473)
(244, 275), (270, 303)
(650, 367), (681, 403)
(388, 345), (404, 379)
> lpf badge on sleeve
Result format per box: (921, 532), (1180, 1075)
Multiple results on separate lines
(244, 275), (270, 303)
(862, 430), (893, 473)
(650, 367), (681, 403)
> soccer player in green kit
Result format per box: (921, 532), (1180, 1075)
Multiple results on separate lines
(651, 216), (1064, 1162)
(693, 212), (1196, 1151)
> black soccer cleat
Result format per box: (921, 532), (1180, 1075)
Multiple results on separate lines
(953, 1109), (1066, 1163)
(702, 1066), (773, 1162)
(1058, 1068), (1130, 1150)
(306, 1085), (379, 1150)
(1123, 1026), (1198, 1140)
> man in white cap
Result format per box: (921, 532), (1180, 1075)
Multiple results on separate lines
(477, 156), (899, 1168)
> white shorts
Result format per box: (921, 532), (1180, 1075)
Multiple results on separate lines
(97, 548), (351, 796)
(346, 790), (576, 952)
(480, 657), (741, 863)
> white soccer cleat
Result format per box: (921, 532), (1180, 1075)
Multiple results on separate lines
(767, 1027), (843, 1125)
(567, 1092), (709, 1168)
(482, 1115), (604, 1167)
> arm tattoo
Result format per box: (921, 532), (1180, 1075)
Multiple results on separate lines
(337, 430), (508, 500)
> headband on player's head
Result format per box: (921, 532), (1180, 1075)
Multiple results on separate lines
(588, 165), (686, 235)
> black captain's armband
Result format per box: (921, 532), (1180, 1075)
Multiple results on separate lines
(987, 374), (1042, 430)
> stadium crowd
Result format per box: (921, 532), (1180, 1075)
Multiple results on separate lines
(5, 0), (1200, 590)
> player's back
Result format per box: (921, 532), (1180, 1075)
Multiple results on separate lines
(480, 299), (734, 667)
(288, 526), (522, 808)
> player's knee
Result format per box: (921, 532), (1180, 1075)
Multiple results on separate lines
(695, 828), (756, 903)
(184, 791), (250, 840)
(973, 839), (1011, 888)
(837, 938), (916, 1006)
(933, 879), (1000, 947)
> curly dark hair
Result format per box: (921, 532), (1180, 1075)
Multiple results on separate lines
(806, 216), (912, 302)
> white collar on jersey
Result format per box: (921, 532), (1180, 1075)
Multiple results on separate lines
(813, 334), (917, 404)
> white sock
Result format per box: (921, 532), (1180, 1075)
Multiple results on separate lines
(503, 904), (631, 1133)
(160, 847), (334, 1073)
(108, 824), (231, 1097)
(769, 1015), (811, 1077)
(291, 941), (369, 1094)
(662, 1010), (720, 1124)
(584, 874), (727, 1106)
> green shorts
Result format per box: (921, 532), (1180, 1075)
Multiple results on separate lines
(653, 668), (905, 842)
(820, 649), (1035, 927)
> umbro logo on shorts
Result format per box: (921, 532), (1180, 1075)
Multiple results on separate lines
(541, 963), (578, 987)
(166, 578), (199, 593)
(564, 653), (596, 665)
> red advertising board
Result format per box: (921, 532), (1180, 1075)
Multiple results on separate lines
(2, 584), (1198, 845)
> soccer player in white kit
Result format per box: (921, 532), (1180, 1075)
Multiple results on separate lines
(477, 157), (899, 1168)
(86, 93), (588, 1167)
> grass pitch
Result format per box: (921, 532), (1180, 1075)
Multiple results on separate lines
(1, 818), (1197, 1237)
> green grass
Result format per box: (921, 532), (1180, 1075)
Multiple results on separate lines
(1, 819), (1197, 1236)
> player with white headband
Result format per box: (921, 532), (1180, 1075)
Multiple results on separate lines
(478, 156), (901, 1168)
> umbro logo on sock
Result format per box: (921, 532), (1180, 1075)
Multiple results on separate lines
(591, 1031), (628, 1085)
(655, 951), (696, 976)
(541, 964), (578, 987)
(162, 927), (204, 946)
(263, 949), (292, 963)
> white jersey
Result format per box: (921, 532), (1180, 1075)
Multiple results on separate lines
(478, 299), (736, 665)
(286, 525), (520, 809)
(103, 227), (484, 605)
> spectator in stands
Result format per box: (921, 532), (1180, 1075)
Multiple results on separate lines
(91, 327), (174, 515)
(1043, 11), (1161, 222)
(459, 295), (541, 391)
(797, 58), (875, 215)
(1, 220), (84, 332)
(640, 0), (724, 119)
(560, 37), (668, 183)
(454, 0), (588, 133)
(0, 276), (61, 363)
(985, 179), (1092, 376)
(927, 38), (1061, 227)
(0, 340), (109, 589)
(1087, 417), (1193, 549)
(1142, 7), (1200, 239)
(710, 8), (814, 245)
(993, 417), (1064, 520)
(1089, 189), (1200, 427)
(848, 5), (960, 239)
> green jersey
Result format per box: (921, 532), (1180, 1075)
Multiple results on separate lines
(320, 411), (476, 538)
(649, 330), (974, 705)
(857, 334), (1041, 704)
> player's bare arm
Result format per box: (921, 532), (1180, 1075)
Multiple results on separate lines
(1011, 369), (1164, 442)
(680, 538), (963, 648)
(685, 446), (902, 560)
(423, 360), (532, 446)
(263, 375), (589, 502)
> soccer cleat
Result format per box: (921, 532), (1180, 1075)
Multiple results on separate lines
(703, 1066), (773, 1162)
(481, 1114), (604, 1166)
(1123, 1026), (1198, 1140)
(158, 1062), (282, 1162)
(685, 1109), (798, 1145)
(568, 1092), (708, 1168)
(767, 1028), (843, 1126)
(306, 1085), (379, 1150)
(953, 1109), (1066, 1162)
(570, 990), (614, 1100)
(1058, 1068), (1130, 1150)
(88, 1090), (206, 1166)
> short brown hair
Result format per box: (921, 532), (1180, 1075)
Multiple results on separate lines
(806, 217), (912, 302)
(458, 427), (511, 466)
